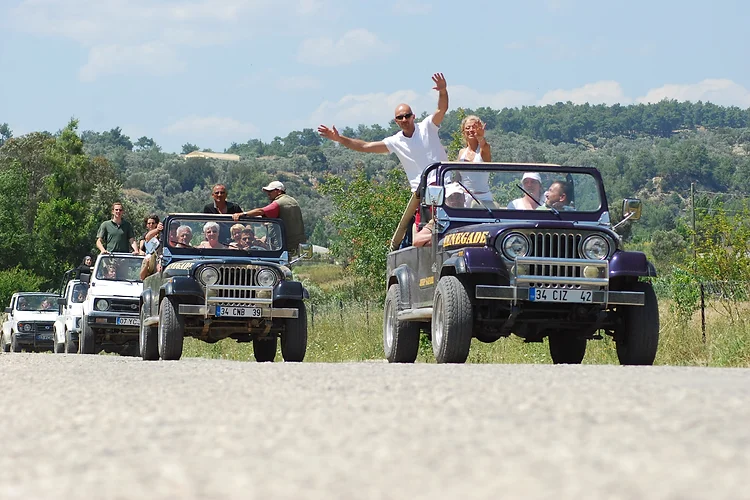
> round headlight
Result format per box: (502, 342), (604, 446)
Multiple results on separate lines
(582, 235), (610, 260)
(23, 323), (33, 332)
(95, 299), (109, 311)
(198, 266), (220, 286)
(256, 268), (279, 287)
(501, 233), (529, 260)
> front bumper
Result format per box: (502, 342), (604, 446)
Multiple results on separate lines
(178, 304), (299, 319)
(476, 256), (645, 306)
(15, 332), (54, 345)
(86, 311), (140, 329)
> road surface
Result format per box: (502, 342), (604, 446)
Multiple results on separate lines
(1, 354), (749, 499)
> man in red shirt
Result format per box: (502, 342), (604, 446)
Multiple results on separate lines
(232, 181), (306, 254)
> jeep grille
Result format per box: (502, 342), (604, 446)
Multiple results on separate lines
(29, 322), (55, 333)
(109, 299), (139, 313)
(217, 265), (258, 301)
(522, 231), (583, 278)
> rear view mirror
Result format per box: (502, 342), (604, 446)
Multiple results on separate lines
(622, 198), (642, 221)
(4, 307), (11, 314)
(425, 185), (445, 206)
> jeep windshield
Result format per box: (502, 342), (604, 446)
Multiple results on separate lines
(436, 165), (604, 215)
(17, 294), (59, 311)
(95, 256), (144, 282)
(164, 215), (286, 256)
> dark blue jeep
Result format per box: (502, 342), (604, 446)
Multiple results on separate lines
(384, 162), (658, 365)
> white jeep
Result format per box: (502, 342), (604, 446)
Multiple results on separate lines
(80, 253), (144, 356)
(52, 279), (89, 354)
(2, 292), (60, 352)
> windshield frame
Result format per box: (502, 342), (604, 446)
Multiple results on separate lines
(94, 254), (145, 282)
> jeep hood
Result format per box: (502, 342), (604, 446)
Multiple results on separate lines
(10, 310), (58, 322)
(90, 280), (143, 297)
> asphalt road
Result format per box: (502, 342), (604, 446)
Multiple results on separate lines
(1, 354), (749, 500)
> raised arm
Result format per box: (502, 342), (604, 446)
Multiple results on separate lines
(317, 125), (389, 154)
(431, 73), (449, 126)
(477, 123), (491, 161)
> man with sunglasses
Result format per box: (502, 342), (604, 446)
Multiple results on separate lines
(202, 184), (243, 215)
(317, 72), (449, 193)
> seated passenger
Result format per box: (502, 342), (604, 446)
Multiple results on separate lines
(17, 298), (28, 310)
(414, 183), (466, 247)
(508, 172), (543, 210)
(241, 227), (268, 249)
(197, 222), (227, 249)
(228, 223), (246, 248)
(40, 298), (55, 310)
(537, 180), (574, 211)
(175, 225), (193, 247)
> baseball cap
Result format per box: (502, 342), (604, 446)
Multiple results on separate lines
(262, 181), (285, 192)
(522, 172), (542, 183)
(445, 182), (466, 197)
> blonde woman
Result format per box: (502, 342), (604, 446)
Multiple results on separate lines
(457, 115), (493, 207)
(228, 223), (245, 248)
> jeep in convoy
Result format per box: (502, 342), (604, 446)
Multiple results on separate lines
(53, 278), (89, 353)
(80, 253), (144, 355)
(2, 292), (60, 352)
(384, 162), (658, 365)
(139, 214), (311, 362)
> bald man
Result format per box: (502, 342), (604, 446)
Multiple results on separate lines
(318, 73), (449, 192)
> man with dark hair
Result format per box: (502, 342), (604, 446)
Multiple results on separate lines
(539, 180), (574, 211)
(203, 184), (243, 215)
(96, 202), (140, 254)
(233, 180), (306, 255)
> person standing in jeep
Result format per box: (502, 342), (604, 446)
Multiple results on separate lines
(233, 181), (306, 255)
(96, 202), (140, 254)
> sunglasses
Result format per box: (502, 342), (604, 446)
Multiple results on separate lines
(395, 113), (413, 121)
(241, 237), (252, 242)
(213, 191), (226, 195)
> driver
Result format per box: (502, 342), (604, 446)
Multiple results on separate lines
(538, 180), (574, 211)
(507, 172), (543, 210)
(413, 183), (467, 247)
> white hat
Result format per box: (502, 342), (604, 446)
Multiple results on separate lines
(445, 182), (467, 198)
(522, 172), (542, 183)
(262, 181), (285, 192)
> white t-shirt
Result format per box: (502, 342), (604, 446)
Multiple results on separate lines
(382, 114), (447, 191)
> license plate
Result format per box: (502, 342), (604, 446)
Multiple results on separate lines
(215, 306), (263, 318)
(36, 334), (53, 341)
(529, 288), (593, 303)
(116, 317), (140, 326)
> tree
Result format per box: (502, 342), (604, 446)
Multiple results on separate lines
(0, 123), (11, 147)
(181, 143), (200, 154)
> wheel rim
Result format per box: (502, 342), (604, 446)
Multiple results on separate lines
(433, 292), (444, 347)
(384, 299), (394, 351)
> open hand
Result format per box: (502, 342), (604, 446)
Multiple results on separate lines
(432, 72), (447, 92)
(317, 124), (340, 142)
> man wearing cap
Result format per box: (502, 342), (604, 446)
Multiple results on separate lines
(203, 184), (243, 215)
(508, 172), (543, 210)
(233, 181), (306, 254)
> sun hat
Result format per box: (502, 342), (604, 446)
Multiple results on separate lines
(522, 172), (542, 183)
(262, 181), (285, 192)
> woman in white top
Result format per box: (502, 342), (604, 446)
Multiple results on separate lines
(457, 115), (493, 207)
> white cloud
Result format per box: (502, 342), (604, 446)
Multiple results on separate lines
(163, 116), (259, 141)
(450, 85), (536, 110)
(538, 81), (630, 105)
(310, 90), (421, 128)
(79, 42), (185, 82)
(278, 75), (323, 91)
(392, 1), (432, 15)
(297, 29), (395, 67)
(9, 0), (311, 80)
(636, 79), (750, 107)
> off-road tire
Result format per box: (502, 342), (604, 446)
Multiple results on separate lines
(64, 329), (77, 354)
(616, 281), (659, 365)
(140, 302), (159, 361)
(79, 317), (96, 354)
(158, 297), (184, 361)
(548, 334), (587, 364)
(281, 301), (307, 362)
(383, 284), (419, 363)
(1, 333), (10, 353)
(432, 276), (473, 364)
(10, 332), (21, 353)
(253, 337), (277, 362)
(53, 334), (65, 354)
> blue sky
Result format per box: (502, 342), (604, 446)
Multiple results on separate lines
(2, 0), (749, 153)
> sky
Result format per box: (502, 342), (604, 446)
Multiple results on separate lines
(1, 0), (749, 154)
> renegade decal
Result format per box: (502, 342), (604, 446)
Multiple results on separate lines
(442, 231), (489, 248)
(165, 262), (193, 271)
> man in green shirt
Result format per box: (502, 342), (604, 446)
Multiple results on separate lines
(96, 202), (140, 254)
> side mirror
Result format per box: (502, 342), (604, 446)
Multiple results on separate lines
(622, 198), (642, 221)
(80, 273), (91, 284)
(298, 243), (313, 260)
(425, 185), (445, 206)
(57, 297), (67, 306)
(4, 307), (11, 314)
